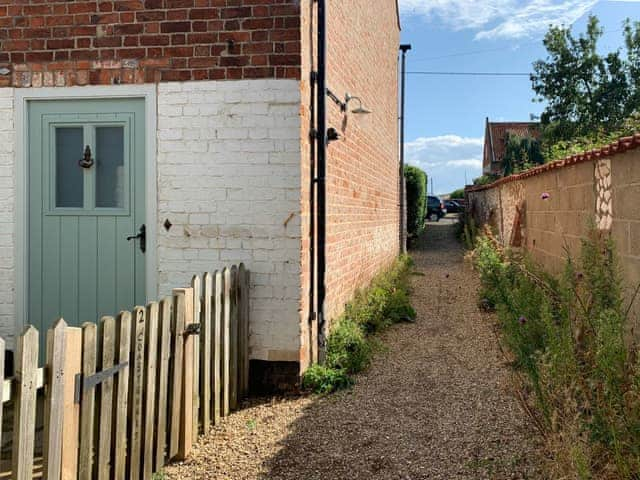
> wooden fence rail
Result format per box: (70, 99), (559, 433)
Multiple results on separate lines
(0, 264), (250, 480)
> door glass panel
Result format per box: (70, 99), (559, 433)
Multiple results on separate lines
(55, 127), (84, 208)
(95, 126), (125, 208)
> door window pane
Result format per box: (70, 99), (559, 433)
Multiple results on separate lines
(95, 126), (125, 208)
(55, 127), (84, 208)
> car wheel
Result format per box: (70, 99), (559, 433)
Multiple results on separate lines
(429, 213), (439, 222)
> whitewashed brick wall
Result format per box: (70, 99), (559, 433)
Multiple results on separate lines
(0, 89), (15, 345)
(157, 79), (302, 363)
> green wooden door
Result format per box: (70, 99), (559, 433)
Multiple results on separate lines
(28, 98), (146, 339)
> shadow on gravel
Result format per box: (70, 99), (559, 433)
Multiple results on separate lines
(256, 226), (456, 480)
(257, 218), (543, 480)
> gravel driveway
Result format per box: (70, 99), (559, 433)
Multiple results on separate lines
(164, 218), (543, 479)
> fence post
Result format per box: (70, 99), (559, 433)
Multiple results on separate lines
(229, 266), (239, 411)
(213, 270), (223, 424)
(43, 319), (67, 480)
(61, 327), (81, 480)
(169, 290), (185, 459)
(222, 268), (231, 416)
(201, 272), (213, 431)
(79, 323), (97, 480)
(238, 264), (250, 397)
(113, 312), (132, 480)
(176, 287), (194, 460)
(12, 326), (39, 480)
(190, 276), (201, 440)
(97, 316), (115, 480)
(155, 298), (172, 471)
(143, 303), (159, 480)
(128, 307), (146, 480)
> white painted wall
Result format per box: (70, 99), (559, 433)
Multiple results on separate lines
(0, 80), (303, 363)
(156, 79), (303, 363)
(0, 89), (15, 345)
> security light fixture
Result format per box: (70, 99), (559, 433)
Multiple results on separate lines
(326, 89), (372, 115)
(345, 93), (372, 115)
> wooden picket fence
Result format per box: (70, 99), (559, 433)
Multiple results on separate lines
(0, 264), (250, 480)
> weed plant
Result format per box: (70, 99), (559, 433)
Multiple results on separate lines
(302, 255), (416, 394)
(456, 210), (479, 250)
(473, 228), (640, 479)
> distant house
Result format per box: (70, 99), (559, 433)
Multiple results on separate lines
(483, 118), (541, 175)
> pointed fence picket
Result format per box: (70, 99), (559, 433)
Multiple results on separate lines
(0, 263), (250, 480)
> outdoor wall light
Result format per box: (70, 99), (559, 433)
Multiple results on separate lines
(345, 93), (372, 115)
(326, 88), (372, 115)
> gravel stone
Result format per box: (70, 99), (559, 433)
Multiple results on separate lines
(164, 218), (544, 479)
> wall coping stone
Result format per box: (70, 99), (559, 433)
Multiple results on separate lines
(466, 132), (640, 193)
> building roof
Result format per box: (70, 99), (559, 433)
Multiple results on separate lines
(468, 133), (640, 192)
(485, 121), (541, 165)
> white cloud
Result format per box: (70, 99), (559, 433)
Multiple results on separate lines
(446, 158), (483, 168)
(405, 134), (483, 194)
(399, 0), (598, 39)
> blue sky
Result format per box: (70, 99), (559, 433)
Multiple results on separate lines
(399, 0), (640, 195)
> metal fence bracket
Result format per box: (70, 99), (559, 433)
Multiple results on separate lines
(74, 361), (129, 404)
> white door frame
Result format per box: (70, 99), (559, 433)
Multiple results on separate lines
(14, 84), (158, 331)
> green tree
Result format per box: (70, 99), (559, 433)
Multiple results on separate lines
(625, 19), (640, 108)
(450, 188), (465, 199)
(403, 165), (427, 237)
(532, 16), (640, 143)
(502, 134), (544, 176)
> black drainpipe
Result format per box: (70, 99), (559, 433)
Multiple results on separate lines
(399, 44), (411, 253)
(315, 0), (328, 361)
(308, 68), (316, 359)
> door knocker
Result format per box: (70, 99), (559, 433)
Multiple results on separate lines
(79, 145), (94, 168)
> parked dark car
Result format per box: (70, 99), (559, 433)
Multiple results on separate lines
(444, 200), (463, 214)
(426, 195), (446, 221)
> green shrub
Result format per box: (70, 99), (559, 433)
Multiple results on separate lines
(404, 165), (427, 237)
(325, 318), (371, 374)
(302, 255), (415, 394)
(450, 188), (465, 199)
(472, 174), (499, 186)
(301, 364), (353, 394)
(473, 229), (640, 478)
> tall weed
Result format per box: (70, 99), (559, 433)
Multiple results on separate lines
(473, 229), (640, 479)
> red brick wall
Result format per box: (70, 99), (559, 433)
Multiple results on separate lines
(0, 0), (301, 87)
(324, 0), (400, 323)
(299, 0), (401, 369)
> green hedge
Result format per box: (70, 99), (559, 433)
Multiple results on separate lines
(403, 165), (427, 237)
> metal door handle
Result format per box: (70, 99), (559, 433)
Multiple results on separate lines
(78, 145), (94, 168)
(126, 224), (146, 253)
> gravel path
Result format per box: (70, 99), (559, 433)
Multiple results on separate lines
(164, 218), (543, 479)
